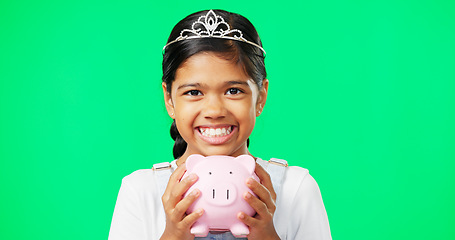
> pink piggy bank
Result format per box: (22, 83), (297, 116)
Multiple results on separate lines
(182, 154), (259, 238)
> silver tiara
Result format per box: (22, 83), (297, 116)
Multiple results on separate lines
(163, 10), (266, 55)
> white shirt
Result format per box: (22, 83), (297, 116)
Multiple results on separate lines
(109, 159), (332, 240)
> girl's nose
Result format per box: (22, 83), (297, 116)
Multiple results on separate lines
(203, 96), (227, 119)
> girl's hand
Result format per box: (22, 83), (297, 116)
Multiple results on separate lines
(238, 163), (281, 240)
(160, 164), (204, 240)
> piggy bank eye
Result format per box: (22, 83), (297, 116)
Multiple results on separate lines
(209, 172), (212, 175)
(229, 171), (233, 174)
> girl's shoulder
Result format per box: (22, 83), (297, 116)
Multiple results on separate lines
(123, 168), (155, 180)
(119, 160), (176, 195)
(257, 157), (323, 203)
(120, 169), (157, 190)
(256, 158), (310, 180)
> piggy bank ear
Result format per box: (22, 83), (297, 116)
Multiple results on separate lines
(185, 154), (205, 172)
(234, 155), (256, 174)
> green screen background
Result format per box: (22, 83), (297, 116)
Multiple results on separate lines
(1, 0), (454, 239)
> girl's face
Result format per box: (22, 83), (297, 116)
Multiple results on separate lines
(163, 52), (268, 163)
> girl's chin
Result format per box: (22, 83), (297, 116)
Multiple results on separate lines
(186, 144), (249, 158)
(185, 144), (249, 157)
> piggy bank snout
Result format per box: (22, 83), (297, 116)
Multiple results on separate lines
(204, 183), (237, 206)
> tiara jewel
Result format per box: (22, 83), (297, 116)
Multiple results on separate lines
(163, 10), (266, 55)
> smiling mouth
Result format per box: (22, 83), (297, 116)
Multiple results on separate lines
(198, 126), (233, 138)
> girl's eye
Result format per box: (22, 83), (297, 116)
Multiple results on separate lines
(226, 88), (243, 95)
(185, 90), (202, 96)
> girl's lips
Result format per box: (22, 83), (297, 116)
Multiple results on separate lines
(195, 125), (236, 145)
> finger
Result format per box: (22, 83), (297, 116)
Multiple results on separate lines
(237, 211), (259, 228)
(181, 208), (204, 229)
(246, 177), (276, 210)
(172, 188), (201, 219)
(167, 164), (187, 188)
(163, 164), (187, 200)
(166, 173), (199, 208)
(243, 191), (274, 218)
(162, 165), (187, 209)
(254, 163), (276, 201)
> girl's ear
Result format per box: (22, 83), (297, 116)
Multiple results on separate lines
(256, 79), (269, 117)
(162, 82), (175, 119)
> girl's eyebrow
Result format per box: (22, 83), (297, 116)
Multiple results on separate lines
(177, 83), (202, 90)
(224, 80), (249, 86)
(177, 80), (248, 90)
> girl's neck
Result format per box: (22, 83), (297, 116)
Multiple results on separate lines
(176, 148), (253, 166)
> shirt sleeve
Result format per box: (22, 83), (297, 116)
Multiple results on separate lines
(290, 173), (332, 240)
(108, 177), (147, 240)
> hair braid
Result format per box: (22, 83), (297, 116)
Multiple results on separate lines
(170, 120), (187, 159)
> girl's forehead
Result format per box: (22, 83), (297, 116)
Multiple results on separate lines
(174, 52), (252, 85)
(181, 51), (238, 65)
(178, 52), (242, 71)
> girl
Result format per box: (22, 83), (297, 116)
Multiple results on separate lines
(109, 9), (331, 240)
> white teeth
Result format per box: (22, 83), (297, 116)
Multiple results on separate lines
(199, 126), (233, 137)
